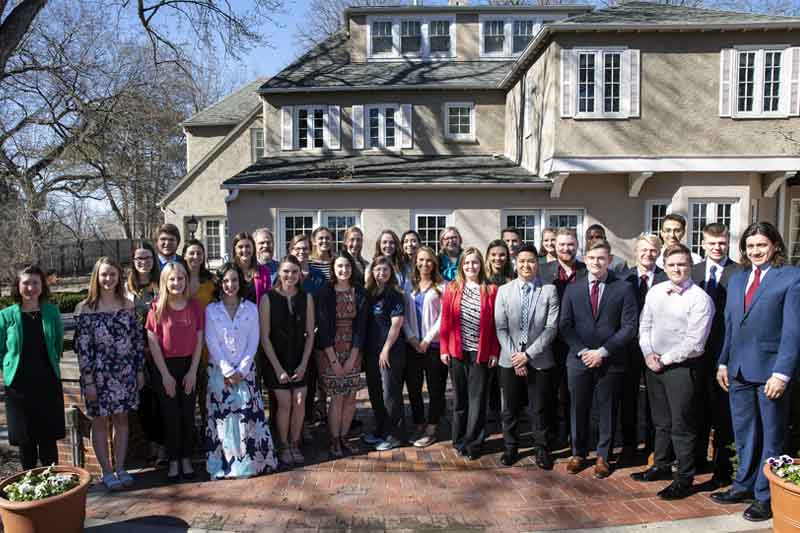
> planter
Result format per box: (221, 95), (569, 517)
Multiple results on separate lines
(0, 466), (91, 533)
(764, 459), (800, 532)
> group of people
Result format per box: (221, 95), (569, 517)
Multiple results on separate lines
(1, 215), (796, 523)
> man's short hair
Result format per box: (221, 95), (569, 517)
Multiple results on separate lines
(252, 227), (274, 241)
(702, 222), (729, 238)
(585, 223), (606, 237)
(555, 228), (577, 240)
(662, 214), (687, 230)
(663, 243), (692, 261)
(157, 223), (181, 243)
(517, 244), (538, 256)
(635, 233), (661, 250)
(586, 239), (611, 254)
(501, 227), (522, 239)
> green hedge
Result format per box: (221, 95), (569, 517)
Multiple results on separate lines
(0, 291), (87, 314)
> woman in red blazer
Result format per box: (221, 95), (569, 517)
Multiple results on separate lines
(440, 247), (500, 460)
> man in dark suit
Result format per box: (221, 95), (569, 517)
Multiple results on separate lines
(691, 223), (739, 487)
(539, 228), (586, 447)
(712, 222), (800, 522)
(619, 233), (668, 464)
(559, 239), (638, 479)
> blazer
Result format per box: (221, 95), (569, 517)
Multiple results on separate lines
(719, 264), (800, 383)
(403, 283), (446, 345)
(0, 303), (64, 386)
(539, 259), (587, 300)
(439, 282), (500, 364)
(494, 278), (559, 370)
(621, 266), (668, 311)
(558, 271), (639, 370)
(315, 284), (368, 353)
(691, 258), (740, 360)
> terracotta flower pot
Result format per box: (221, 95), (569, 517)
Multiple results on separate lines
(0, 466), (92, 533)
(764, 459), (800, 532)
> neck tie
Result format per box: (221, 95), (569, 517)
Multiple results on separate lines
(520, 283), (532, 346)
(639, 274), (649, 305)
(744, 268), (761, 311)
(706, 265), (718, 296)
(590, 279), (600, 319)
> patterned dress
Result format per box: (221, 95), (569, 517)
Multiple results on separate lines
(74, 308), (145, 417)
(319, 288), (366, 396)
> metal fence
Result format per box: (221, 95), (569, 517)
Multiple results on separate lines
(40, 239), (134, 276)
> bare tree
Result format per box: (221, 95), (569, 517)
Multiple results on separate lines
(294, 0), (406, 52)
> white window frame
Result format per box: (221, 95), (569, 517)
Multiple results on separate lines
(201, 217), (228, 265)
(687, 199), (740, 258)
(444, 101), (476, 142)
(294, 105), (328, 151)
(789, 198), (800, 265)
(733, 45), (791, 119)
(250, 127), (265, 163)
(400, 19), (423, 57)
(543, 208), (586, 252)
(366, 15), (456, 61)
(644, 199), (672, 235)
(479, 15), (544, 59)
(502, 209), (543, 249)
(365, 104), (400, 150)
(411, 209), (454, 253)
(574, 47), (628, 120)
(277, 209), (362, 256)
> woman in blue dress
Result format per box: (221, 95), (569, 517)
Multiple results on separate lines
(205, 262), (277, 479)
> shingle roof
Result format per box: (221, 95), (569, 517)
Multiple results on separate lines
(224, 155), (546, 187)
(259, 33), (514, 93)
(183, 77), (267, 127)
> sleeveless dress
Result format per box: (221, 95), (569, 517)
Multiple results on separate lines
(319, 288), (366, 396)
(263, 289), (308, 389)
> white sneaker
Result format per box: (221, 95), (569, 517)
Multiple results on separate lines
(376, 436), (402, 451)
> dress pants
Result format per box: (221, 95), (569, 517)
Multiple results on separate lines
(646, 365), (697, 483)
(621, 349), (653, 450)
(730, 372), (792, 503)
(365, 349), (406, 440)
(568, 363), (623, 461)
(155, 357), (197, 460)
(550, 339), (571, 446)
(403, 345), (427, 426)
(450, 351), (490, 454)
(499, 365), (552, 451)
(423, 346), (448, 425)
(19, 440), (58, 470)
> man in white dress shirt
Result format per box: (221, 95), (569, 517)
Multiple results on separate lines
(655, 214), (702, 268)
(632, 243), (714, 500)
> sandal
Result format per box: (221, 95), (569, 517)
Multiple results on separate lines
(279, 447), (294, 466)
(101, 473), (123, 491)
(291, 445), (305, 464)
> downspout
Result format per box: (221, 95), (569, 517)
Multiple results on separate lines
(516, 73), (525, 166)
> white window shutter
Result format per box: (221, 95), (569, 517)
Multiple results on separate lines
(788, 47), (800, 117)
(327, 105), (341, 149)
(400, 104), (413, 149)
(524, 72), (533, 136)
(560, 49), (574, 118)
(281, 106), (294, 150)
(628, 49), (640, 118)
(352, 104), (365, 149)
(719, 49), (734, 117)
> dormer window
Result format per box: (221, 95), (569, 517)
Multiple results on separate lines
(371, 21), (393, 55)
(480, 16), (543, 58)
(483, 20), (505, 55)
(367, 15), (456, 60)
(513, 20), (536, 54)
(401, 20), (422, 55)
(429, 20), (451, 54)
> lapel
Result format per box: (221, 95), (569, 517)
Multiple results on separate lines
(11, 304), (22, 345)
(577, 275), (594, 321)
(743, 266), (780, 321)
(692, 261), (706, 287)
(595, 272), (615, 321)
(529, 281), (542, 324)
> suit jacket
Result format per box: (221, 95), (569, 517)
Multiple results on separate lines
(719, 264), (800, 383)
(622, 266), (668, 311)
(0, 303), (64, 386)
(494, 278), (559, 370)
(539, 259), (587, 300)
(691, 258), (740, 361)
(558, 271), (639, 370)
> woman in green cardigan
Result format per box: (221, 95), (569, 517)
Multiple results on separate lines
(0, 265), (65, 470)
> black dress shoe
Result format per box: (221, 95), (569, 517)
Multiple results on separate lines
(535, 447), (554, 470)
(710, 488), (755, 505)
(706, 475), (733, 490)
(467, 449), (481, 461)
(500, 450), (519, 467)
(454, 446), (467, 457)
(657, 480), (693, 500)
(743, 500), (772, 522)
(630, 466), (672, 482)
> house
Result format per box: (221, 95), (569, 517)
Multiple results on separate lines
(159, 1), (800, 264)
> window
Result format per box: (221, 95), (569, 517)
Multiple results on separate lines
(281, 212), (316, 254)
(413, 212), (452, 253)
(278, 210), (362, 255)
(401, 20), (422, 55)
(578, 53), (596, 114)
(513, 20), (536, 54)
(444, 102), (475, 142)
(546, 209), (585, 250)
(295, 107), (325, 150)
(504, 210), (542, 247)
(737, 51), (756, 113)
(324, 212), (360, 252)
(203, 219), (228, 262)
(688, 200), (738, 257)
(483, 20), (505, 55)
(429, 20), (451, 54)
(250, 128), (265, 162)
(790, 199), (800, 265)
(603, 52), (621, 113)
(564, 48), (638, 119)
(371, 21), (393, 55)
(645, 201), (670, 235)
(764, 50), (782, 112)
(367, 105), (397, 149)
(732, 47), (789, 117)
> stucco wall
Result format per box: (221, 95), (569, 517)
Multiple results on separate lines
(549, 31), (800, 158)
(185, 125), (234, 171)
(263, 91), (507, 157)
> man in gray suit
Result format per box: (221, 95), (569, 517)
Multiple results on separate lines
(495, 244), (560, 468)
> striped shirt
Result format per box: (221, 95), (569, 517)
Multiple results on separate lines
(460, 282), (482, 353)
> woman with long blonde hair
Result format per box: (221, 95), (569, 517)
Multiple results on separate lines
(146, 261), (205, 482)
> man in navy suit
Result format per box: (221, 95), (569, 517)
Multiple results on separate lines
(619, 233), (668, 464)
(691, 223), (739, 487)
(711, 222), (800, 522)
(559, 239), (638, 478)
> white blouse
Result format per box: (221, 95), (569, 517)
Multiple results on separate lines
(204, 299), (260, 378)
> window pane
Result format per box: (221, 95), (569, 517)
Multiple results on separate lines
(447, 106), (471, 136)
(738, 51), (755, 113)
(401, 20), (421, 54)
(284, 216), (315, 254)
(548, 214), (578, 230)
(690, 202), (709, 257)
(429, 20), (451, 53)
(603, 53), (621, 113)
(484, 20), (505, 54)
(716, 202), (733, 229)
(512, 20), (535, 54)
(649, 203), (668, 234)
(369, 108), (380, 148)
(578, 53), (595, 113)
(298, 109), (308, 149)
(506, 212), (540, 246)
(415, 215), (448, 254)
(325, 214), (358, 253)
(205, 220), (221, 260)
(252, 128), (265, 161)
(763, 51), (782, 112)
(790, 199), (800, 264)
(313, 109), (324, 148)
(372, 21), (393, 54)
(385, 107), (396, 147)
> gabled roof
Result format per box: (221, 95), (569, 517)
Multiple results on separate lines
(183, 77), (267, 127)
(224, 155), (547, 188)
(259, 32), (513, 94)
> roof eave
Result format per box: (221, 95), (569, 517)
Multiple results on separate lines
(259, 84), (506, 94)
(222, 181), (550, 191)
(548, 21), (800, 32)
(344, 5), (593, 16)
(181, 120), (242, 128)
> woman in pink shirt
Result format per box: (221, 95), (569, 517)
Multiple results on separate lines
(146, 261), (205, 482)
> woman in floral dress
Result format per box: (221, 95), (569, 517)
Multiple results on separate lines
(317, 251), (368, 457)
(205, 262), (277, 479)
(75, 257), (145, 491)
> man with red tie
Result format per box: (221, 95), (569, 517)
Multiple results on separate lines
(711, 222), (800, 522)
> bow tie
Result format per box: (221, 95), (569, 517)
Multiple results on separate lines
(666, 284), (684, 295)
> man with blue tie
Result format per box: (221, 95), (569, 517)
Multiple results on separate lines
(495, 244), (560, 468)
(711, 222), (800, 522)
(559, 239), (638, 478)
(691, 223), (739, 487)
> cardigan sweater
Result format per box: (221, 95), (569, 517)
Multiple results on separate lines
(439, 282), (500, 364)
(403, 283), (446, 345)
(0, 303), (64, 386)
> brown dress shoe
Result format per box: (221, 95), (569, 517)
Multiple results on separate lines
(594, 457), (611, 479)
(566, 456), (585, 474)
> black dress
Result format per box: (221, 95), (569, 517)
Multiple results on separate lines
(263, 289), (309, 390)
(5, 312), (65, 446)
